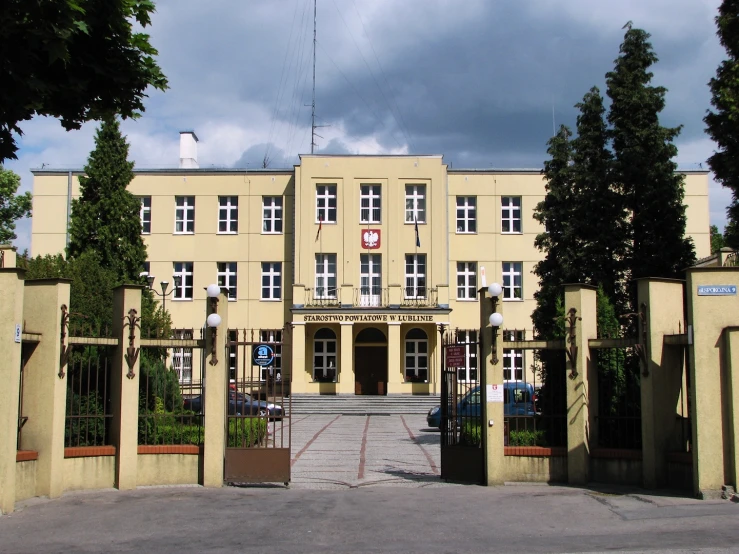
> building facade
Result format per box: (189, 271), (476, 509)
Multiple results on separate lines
(31, 133), (711, 395)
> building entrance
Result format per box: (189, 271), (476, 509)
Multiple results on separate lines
(354, 346), (388, 395)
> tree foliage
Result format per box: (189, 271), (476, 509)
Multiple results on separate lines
(67, 118), (147, 282)
(710, 225), (726, 254)
(0, 0), (168, 162)
(705, 0), (739, 249)
(606, 26), (695, 292)
(0, 166), (32, 244)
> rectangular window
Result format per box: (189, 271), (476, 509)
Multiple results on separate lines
(456, 196), (476, 233)
(405, 335), (429, 382)
(405, 254), (426, 299)
(502, 262), (523, 300)
(316, 184), (337, 223)
(405, 184), (426, 223)
(217, 262), (237, 300)
(228, 329), (237, 381)
(141, 261), (150, 277)
(261, 262), (282, 300)
(503, 330), (525, 381)
(172, 329), (193, 384)
(456, 330), (478, 383)
(502, 196), (522, 233)
(315, 254), (337, 298)
(140, 197), (151, 234)
(262, 196), (283, 234)
(456, 262), (477, 300)
(218, 196), (238, 233)
(259, 330), (282, 382)
(173, 262), (194, 300)
(360, 184), (381, 223)
(174, 196), (195, 234)
(359, 253), (382, 307)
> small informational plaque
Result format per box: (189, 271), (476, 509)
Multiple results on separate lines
(15, 324), (21, 343)
(486, 384), (504, 403)
(697, 285), (737, 296)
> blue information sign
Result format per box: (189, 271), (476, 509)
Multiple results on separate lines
(697, 285), (737, 296)
(252, 344), (275, 366)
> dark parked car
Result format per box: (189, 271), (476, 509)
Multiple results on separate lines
(183, 392), (283, 419)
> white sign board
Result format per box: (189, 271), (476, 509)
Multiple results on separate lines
(15, 324), (22, 343)
(486, 384), (504, 403)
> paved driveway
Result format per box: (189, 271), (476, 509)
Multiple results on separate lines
(285, 414), (445, 489)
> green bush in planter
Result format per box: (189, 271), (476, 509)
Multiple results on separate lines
(460, 421), (482, 446)
(227, 418), (267, 447)
(509, 429), (547, 447)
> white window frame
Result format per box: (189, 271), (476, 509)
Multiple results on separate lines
(313, 330), (337, 382)
(360, 184), (381, 223)
(262, 196), (283, 234)
(405, 254), (426, 299)
(140, 196), (151, 234)
(316, 184), (337, 223)
(261, 262), (282, 300)
(174, 196), (195, 234)
(456, 330), (478, 383)
(501, 196), (522, 234)
(172, 329), (193, 384)
(218, 196), (238, 234)
(456, 262), (477, 300)
(359, 254), (382, 307)
(456, 196), (476, 234)
(259, 330), (283, 382)
(404, 330), (428, 382)
(315, 254), (337, 299)
(217, 262), (237, 301)
(502, 262), (523, 300)
(503, 349), (524, 381)
(173, 262), (193, 300)
(405, 184), (426, 223)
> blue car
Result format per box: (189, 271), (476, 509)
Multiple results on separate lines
(426, 381), (536, 429)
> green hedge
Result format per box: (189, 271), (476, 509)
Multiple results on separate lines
(508, 429), (547, 447)
(461, 422), (482, 446)
(227, 418), (267, 448)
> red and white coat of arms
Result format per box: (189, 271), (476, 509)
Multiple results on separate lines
(361, 229), (381, 249)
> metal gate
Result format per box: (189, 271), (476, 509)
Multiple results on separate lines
(440, 330), (484, 484)
(224, 328), (291, 485)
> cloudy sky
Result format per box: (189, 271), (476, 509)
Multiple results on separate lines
(6, 0), (732, 253)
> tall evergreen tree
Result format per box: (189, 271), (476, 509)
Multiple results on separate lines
(606, 25), (695, 300)
(705, 0), (739, 249)
(532, 125), (576, 339)
(570, 87), (628, 312)
(67, 118), (147, 281)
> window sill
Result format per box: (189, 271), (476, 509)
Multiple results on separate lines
(501, 232), (523, 235)
(455, 298), (478, 302)
(404, 380), (429, 384)
(217, 232), (238, 235)
(455, 231), (477, 235)
(173, 232), (195, 235)
(171, 298), (193, 302)
(262, 232), (284, 235)
(405, 221), (426, 225)
(315, 221), (337, 225)
(260, 298), (282, 302)
(503, 298), (525, 302)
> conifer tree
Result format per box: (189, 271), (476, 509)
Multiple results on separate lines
(705, 0), (739, 249)
(606, 25), (695, 298)
(532, 125), (575, 339)
(67, 118), (147, 281)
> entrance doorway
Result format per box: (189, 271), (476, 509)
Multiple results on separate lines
(354, 327), (388, 395)
(355, 346), (388, 395)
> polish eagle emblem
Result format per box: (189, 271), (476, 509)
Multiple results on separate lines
(361, 229), (381, 249)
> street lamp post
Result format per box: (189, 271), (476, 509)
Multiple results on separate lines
(146, 274), (182, 312)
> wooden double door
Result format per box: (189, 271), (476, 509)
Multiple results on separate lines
(354, 346), (388, 395)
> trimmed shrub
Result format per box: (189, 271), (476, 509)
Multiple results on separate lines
(509, 429), (547, 447)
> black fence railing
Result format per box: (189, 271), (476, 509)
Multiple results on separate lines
(353, 287), (389, 307)
(595, 348), (642, 450)
(64, 346), (113, 447)
(401, 287), (438, 308)
(304, 288), (340, 307)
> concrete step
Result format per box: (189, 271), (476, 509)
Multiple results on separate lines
(285, 394), (441, 415)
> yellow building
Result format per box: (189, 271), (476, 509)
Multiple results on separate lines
(31, 132), (711, 395)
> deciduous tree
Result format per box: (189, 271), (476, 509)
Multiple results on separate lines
(0, 166), (32, 244)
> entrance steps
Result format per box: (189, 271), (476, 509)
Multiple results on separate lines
(287, 394), (440, 415)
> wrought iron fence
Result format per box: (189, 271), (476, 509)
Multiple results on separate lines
(401, 287), (438, 308)
(64, 346), (113, 447)
(353, 287), (389, 307)
(138, 328), (205, 446)
(16, 343), (34, 450)
(304, 287), (340, 307)
(595, 348), (642, 449)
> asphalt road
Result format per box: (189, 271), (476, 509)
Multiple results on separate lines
(2, 414), (738, 553)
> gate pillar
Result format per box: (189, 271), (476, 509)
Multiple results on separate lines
(21, 279), (71, 499)
(339, 322), (354, 394)
(387, 322), (402, 393)
(480, 286), (505, 485)
(564, 284), (597, 486)
(203, 290), (229, 487)
(637, 278), (686, 489)
(0, 268), (25, 514)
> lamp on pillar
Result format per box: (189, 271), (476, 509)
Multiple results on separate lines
(488, 282), (503, 365)
(206, 284), (221, 366)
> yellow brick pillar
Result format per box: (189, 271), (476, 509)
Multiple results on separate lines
(110, 285), (143, 490)
(339, 322), (354, 394)
(203, 290), (229, 488)
(21, 279), (71, 500)
(481, 286), (505, 485)
(387, 322), (402, 394)
(291, 322), (307, 393)
(0, 269), (24, 514)
(637, 278), (686, 489)
(564, 284), (597, 486)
